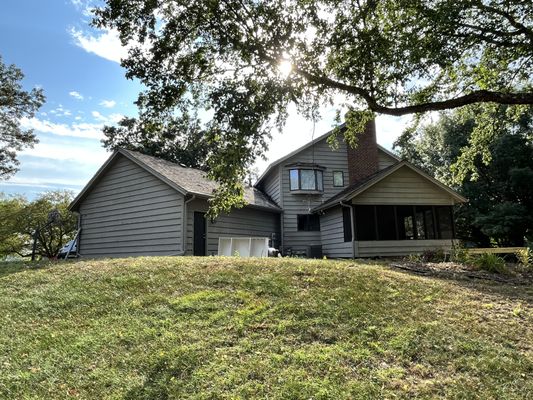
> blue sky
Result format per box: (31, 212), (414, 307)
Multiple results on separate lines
(0, 0), (409, 199)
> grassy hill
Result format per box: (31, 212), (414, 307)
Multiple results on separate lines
(0, 257), (531, 399)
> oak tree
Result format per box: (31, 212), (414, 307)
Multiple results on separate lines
(94, 0), (533, 215)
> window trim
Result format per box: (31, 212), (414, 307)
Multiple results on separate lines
(289, 168), (324, 192)
(333, 171), (344, 187)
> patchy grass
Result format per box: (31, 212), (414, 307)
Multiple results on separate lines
(0, 257), (531, 399)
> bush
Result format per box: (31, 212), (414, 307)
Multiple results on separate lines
(450, 246), (469, 264)
(516, 248), (532, 269)
(406, 253), (422, 263)
(470, 253), (507, 274)
(420, 248), (446, 263)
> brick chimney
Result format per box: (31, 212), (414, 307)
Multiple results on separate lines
(346, 119), (379, 185)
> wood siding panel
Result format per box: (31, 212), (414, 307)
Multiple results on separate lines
(378, 149), (398, 170)
(352, 166), (457, 205)
(280, 137), (349, 251)
(78, 156), (184, 258)
(260, 165), (281, 205)
(357, 239), (454, 257)
(185, 198), (280, 255)
(320, 206), (352, 258)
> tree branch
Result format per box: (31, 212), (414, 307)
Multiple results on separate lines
(293, 64), (533, 116)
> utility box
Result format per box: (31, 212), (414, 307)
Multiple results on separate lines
(218, 237), (270, 257)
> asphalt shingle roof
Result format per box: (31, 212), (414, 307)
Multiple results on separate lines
(122, 149), (281, 212)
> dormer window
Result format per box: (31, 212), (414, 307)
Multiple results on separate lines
(289, 168), (324, 192)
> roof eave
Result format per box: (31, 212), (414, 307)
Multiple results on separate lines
(68, 150), (119, 211)
(255, 124), (345, 187)
(118, 149), (189, 196)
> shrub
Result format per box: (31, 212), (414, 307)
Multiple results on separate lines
(450, 245), (469, 264)
(470, 253), (507, 274)
(420, 248), (446, 263)
(406, 253), (422, 263)
(516, 248), (532, 269)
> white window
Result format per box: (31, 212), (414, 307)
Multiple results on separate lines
(333, 171), (344, 187)
(289, 169), (324, 191)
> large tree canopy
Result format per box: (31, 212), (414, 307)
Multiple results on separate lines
(0, 56), (45, 179)
(95, 0), (533, 215)
(396, 105), (533, 247)
(102, 112), (215, 170)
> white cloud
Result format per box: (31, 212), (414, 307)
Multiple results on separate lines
(375, 115), (412, 150)
(91, 110), (106, 121)
(20, 117), (104, 140)
(20, 143), (109, 167)
(107, 113), (124, 123)
(99, 99), (116, 108)
(91, 111), (123, 124)
(70, 27), (127, 64)
(69, 91), (84, 100)
(3, 175), (87, 189)
(49, 105), (72, 117)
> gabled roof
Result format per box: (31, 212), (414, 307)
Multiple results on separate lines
(69, 149), (281, 212)
(254, 123), (400, 186)
(312, 161), (468, 213)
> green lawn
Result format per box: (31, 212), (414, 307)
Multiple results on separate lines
(0, 257), (531, 399)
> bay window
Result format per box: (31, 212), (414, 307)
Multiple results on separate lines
(289, 169), (324, 192)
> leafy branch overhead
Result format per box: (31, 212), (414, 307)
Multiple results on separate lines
(95, 0), (533, 215)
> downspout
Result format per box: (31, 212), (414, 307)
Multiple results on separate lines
(75, 212), (81, 257)
(340, 201), (356, 259)
(180, 195), (196, 255)
(280, 211), (284, 253)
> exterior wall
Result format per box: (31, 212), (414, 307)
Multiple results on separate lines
(320, 206), (353, 258)
(280, 137), (349, 252)
(356, 239), (455, 257)
(259, 165), (281, 206)
(378, 150), (397, 170)
(185, 198), (280, 255)
(352, 166), (457, 205)
(78, 155), (184, 258)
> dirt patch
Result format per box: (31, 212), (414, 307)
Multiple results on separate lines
(390, 261), (533, 285)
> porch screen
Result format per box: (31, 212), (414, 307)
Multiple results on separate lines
(354, 205), (454, 241)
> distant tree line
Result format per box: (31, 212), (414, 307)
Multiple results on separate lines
(396, 105), (533, 247)
(0, 191), (77, 260)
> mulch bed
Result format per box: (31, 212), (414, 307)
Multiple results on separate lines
(390, 261), (533, 285)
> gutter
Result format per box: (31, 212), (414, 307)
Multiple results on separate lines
(179, 194), (196, 255)
(340, 201), (356, 259)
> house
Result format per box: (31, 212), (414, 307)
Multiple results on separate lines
(69, 120), (466, 258)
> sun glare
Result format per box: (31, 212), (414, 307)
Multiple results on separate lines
(278, 59), (292, 77)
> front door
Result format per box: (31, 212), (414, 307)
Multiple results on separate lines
(193, 212), (207, 256)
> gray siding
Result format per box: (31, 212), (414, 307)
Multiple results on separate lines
(356, 239), (455, 257)
(185, 198), (280, 255)
(280, 137), (349, 251)
(352, 166), (457, 205)
(320, 206), (353, 258)
(259, 165), (281, 206)
(78, 155), (184, 257)
(378, 149), (398, 170)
